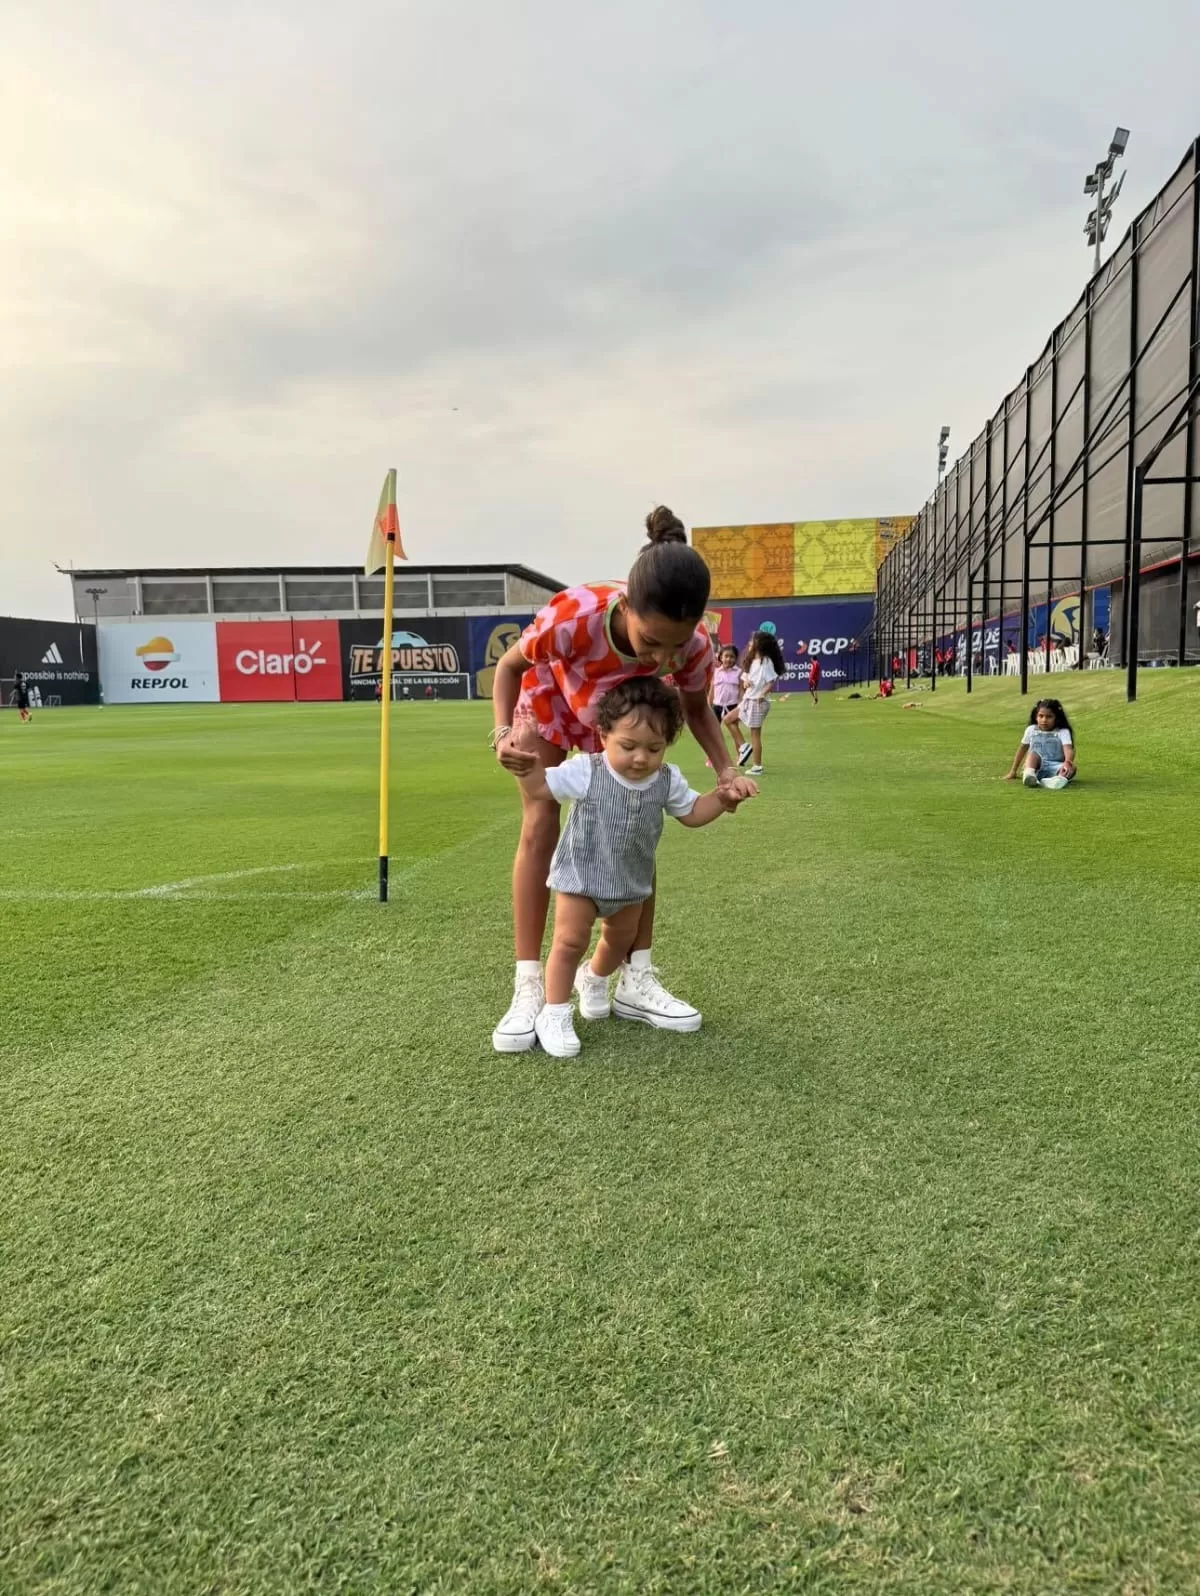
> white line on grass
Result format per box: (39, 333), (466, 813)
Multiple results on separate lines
(0, 818), (514, 903)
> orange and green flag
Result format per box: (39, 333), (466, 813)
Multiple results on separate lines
(365, 467), (405, 574)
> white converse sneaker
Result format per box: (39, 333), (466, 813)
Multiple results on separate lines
(535, 1003), (581, 1058)
(491, 969), (544, 1052)
(613, 963), (702, 1032)
(737, 742), (753, 767)
(574, 963), (612, 1020)
(1022, 767), (1040, 788)
(748, 764), (764, 775)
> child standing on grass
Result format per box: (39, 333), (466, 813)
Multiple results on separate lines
(735, 631), (785, 775)
(11, 673), (31, 723)
(515, 677), (753, 1057)
(488, 506), (757, 1052)
(710, 645), (743, 767)
(1004, 698), (1077, 789)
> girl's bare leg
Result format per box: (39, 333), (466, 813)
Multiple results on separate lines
(512, 739), (567, 961)
(750, 726), (763, 766)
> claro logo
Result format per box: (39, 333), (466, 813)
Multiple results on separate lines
(235, 638), (326, 677)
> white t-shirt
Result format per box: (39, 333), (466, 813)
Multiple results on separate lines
(744, 658), (778, 699)
(545, 754), (699, 817)
(1021, 724), (1073, 747)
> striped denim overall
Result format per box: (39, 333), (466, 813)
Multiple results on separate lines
(548, 754), (670, 918)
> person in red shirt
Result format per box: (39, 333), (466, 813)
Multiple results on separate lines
(487, 506), (757, 1052)
(808, 655), (821, 705)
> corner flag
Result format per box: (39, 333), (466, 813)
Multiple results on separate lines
(368, 468), (405, 902)
(365, 467), (405, 574)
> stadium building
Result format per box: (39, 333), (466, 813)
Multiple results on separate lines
(61, 562), (565, 707)
(64, 562), (562, 623)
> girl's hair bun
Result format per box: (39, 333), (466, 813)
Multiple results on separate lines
(644, 505), (687, 545)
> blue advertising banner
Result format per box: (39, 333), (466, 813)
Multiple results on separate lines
(468, 602), (879, 697)
(728, 599), (874, 690)
(939, 587), (1112, 673)
(468, 614), (536, 699)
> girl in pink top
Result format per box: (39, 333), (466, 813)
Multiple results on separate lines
(487, 507), (758, 1053)
(710, 645), (744, 767)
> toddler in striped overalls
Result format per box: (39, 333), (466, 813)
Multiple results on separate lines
(515, 676), (753, 1057)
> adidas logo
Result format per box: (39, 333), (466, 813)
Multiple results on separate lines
(41, 643), (64, 665)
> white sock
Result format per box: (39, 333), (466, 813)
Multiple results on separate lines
(542, 1001), (572, 1016)
(516, 959), (542, 980)
(628, 948), (653, 971)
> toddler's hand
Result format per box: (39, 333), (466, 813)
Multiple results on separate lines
(716, 768), (756, 804)
(718, 779), (757, 811)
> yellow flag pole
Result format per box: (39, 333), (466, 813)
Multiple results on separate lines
(378, 530), (396, 902)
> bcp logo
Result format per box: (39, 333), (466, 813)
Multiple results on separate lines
(795, 635), (851, 657)
(216, 621), (341, 702)
(136, 635), (180, 672)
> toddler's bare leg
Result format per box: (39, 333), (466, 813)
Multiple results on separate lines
(544, 894), (596, 1003)
(592, 903), (645, 978)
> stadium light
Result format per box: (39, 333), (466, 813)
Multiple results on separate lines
(937, 426), (951, 482)
(1084, 126), (1130, 276)
(85, 587), (108, 707)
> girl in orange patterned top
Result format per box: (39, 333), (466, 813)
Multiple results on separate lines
(488, 506), (758, 1053)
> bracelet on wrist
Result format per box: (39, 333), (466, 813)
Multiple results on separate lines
(489, 725), (512, 749)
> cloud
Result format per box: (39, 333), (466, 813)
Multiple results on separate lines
(2, 0), (1199, 617)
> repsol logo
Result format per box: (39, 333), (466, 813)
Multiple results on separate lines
(130, 677), (191, 690)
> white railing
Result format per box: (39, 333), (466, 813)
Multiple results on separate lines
(1003, 644), (1090, 676)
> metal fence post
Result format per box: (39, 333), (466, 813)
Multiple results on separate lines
(1121, 223), (1141, 670)
(1128, 464), (1145, 701)
(1020, 371), (1032, 696)
(1178, 140), (1200, 664)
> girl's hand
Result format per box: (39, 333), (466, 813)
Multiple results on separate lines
(1003, 771), (1017, 781)
(496, 737), (537, 775)
(495, 715), (540, 775)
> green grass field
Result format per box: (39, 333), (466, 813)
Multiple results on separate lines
(2, 674), (1199, 1595)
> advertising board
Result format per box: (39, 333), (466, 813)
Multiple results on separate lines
(216, 621), (342, 702)
(98, 623), (220, 703)
(0, 617), (99, 706)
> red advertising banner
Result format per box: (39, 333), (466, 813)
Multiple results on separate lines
(216, 620), (342, 702)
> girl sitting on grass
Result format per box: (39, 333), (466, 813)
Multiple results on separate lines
(515, 676), (754, 1058)
(1004, 698), (1077, 789)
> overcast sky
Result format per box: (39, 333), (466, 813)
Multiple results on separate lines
(3, 0), (1197, 619)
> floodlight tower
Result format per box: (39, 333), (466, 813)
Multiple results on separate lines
(1085, 127), (1130, 276)
(937, 426), (950, 482)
